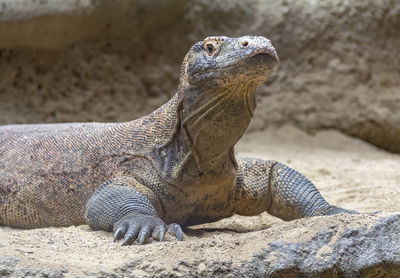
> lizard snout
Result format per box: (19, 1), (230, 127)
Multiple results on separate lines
(239, 36), (279, 65)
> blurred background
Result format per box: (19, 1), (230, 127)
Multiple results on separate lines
(0, 0), (399, 153)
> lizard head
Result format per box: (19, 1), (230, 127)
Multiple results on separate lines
(181, 36), (279, 88)
(179, 35), (278, 120)
(176, 36), (278, 171)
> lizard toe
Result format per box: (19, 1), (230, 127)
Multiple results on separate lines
(167, 223), (183, 241)
(121, 225), (140, 246)
(138, 227), (151, 245)
(152, 225), (166, 242)
(113, 213), (169, 245)
(113, 223), (128, 242)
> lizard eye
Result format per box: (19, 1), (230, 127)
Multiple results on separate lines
(206, 43), (214, 53)
(204, 41), (217, 55)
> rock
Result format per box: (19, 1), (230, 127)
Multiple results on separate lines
(96, 214), (399, 277)
(0, 256), (67, 277)
(0, 257), (19, 276)
(246, 214), (400, 277)
(99, 214), (400, 277)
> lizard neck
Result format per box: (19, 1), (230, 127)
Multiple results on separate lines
(156, 81), (256, 185)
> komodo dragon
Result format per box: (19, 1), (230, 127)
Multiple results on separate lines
(0, 36), (357, 245)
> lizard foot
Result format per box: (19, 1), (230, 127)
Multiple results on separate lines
(113, 213), (183, 245)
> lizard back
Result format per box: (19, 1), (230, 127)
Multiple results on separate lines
(0, 94), (180, 227)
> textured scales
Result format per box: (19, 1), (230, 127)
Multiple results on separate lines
(0, 36), (356, 245)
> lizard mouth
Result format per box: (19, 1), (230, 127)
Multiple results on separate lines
(221, 49), (279, 69)
(216, 50), (279, 75)
(245, 52), (279, 70)
(189, 49), (279, 84)
(250, 52), (276, 60)
(247, 48), (279, 65)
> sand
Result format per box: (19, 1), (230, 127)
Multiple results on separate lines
(1, 126), (399, 276)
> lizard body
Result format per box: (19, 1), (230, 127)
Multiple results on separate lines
(0, 36), (356, 245)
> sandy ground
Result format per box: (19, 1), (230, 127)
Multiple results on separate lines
(1, 126), (399, 276)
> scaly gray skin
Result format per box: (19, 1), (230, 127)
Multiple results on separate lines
(0, 36), (357, 245)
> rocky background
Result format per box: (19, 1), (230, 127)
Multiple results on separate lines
(0, 0), (399, 152)
(1, 0), (400, 277)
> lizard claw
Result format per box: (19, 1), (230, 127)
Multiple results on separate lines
(168, 223), (183, 241)
(176, 228), (183, 241)
(152, 225), (166, 242)
(138, 230), (149, 245)
(120, 225), (140, 246)
(113, 213), (183, 245)
(113, 224), (128, 242)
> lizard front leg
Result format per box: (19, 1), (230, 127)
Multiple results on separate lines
(233, 158), (357, 220)
(85, 176), (183, 245)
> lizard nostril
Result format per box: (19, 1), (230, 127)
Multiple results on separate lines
(241, 40), (249, 47)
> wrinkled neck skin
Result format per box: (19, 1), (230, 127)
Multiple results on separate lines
(156, 78), (257, 186)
